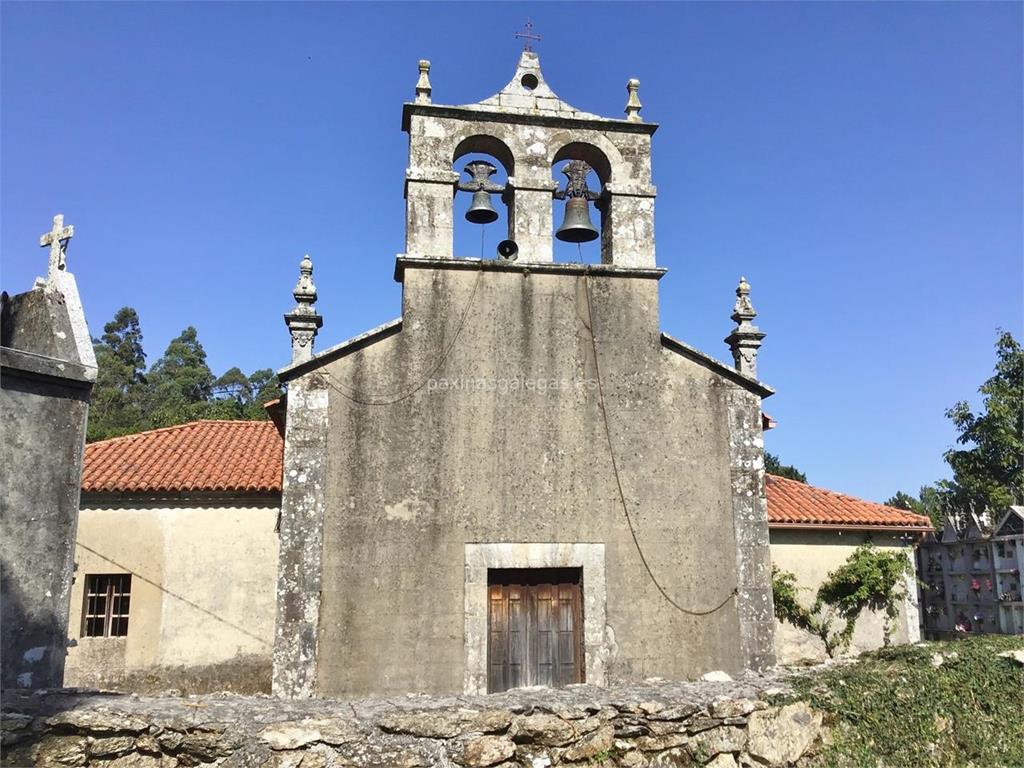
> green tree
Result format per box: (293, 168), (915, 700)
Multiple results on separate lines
(144, 326), (216, 428)
(765, 452), (808, 483)
(88, 307), (147, 440)
(942, 331), (1023, 518)
(214, 366), (252, 403)
(886, 484), (951, 529)
(243, 368), (282, 419)
(885, 491), (920, 512)
(86, 311), (282, 439)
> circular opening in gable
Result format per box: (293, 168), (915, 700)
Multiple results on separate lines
(520, 73), (539, 91)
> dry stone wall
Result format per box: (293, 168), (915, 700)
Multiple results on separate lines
(1, 675), (824, 767)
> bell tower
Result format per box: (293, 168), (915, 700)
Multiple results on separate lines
(401, 51), (658, 267)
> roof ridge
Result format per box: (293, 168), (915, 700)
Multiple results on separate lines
(767, 473), (931, 523)
(88, 419), (274, 447)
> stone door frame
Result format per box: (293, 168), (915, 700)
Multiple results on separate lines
(463, 543), (607, 695)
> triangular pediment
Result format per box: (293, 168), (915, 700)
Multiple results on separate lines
(994, 506), (1024, 538)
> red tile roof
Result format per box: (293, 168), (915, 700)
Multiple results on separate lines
(765, 473), (932, 530)
(82, 420), (283, 495)
(81, 420), (934, 530)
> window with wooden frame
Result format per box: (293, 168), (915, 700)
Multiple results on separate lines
(82, 574), (131, 637)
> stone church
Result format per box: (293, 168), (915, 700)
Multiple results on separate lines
(271, 50), (778, 698)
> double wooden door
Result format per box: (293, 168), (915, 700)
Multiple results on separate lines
(487, 568), (584, 693)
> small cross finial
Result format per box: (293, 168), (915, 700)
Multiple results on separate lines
(514, 19), (542, 52)
(39, 213), (75, 277)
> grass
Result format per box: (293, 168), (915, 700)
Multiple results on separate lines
(788, 635), (1024, 768)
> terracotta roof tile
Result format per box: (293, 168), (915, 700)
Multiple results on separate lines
(765, 473), (933, 530)
(81, 421), (933, 530)
(82, 420), (283, 495)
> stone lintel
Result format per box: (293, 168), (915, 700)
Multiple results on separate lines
(0, 346), (95, 387)
(393, 255), (667, 283)
(402, 102), (659, 136)
(506, 178), (559, 193)
(604, 182), (658, 198)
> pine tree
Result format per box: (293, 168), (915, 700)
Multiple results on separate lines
(88, 307), (147, 440)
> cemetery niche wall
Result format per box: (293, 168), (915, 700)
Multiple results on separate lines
(917, 507), (1024, 638)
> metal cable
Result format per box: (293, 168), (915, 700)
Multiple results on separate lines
(582, 272), (738, 616)
(321, 266), (484, 406)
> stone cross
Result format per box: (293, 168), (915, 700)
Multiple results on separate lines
(514, 20), (541, 52)
(39, 214), (74, 277)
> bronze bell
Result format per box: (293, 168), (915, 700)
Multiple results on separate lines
(465, 189), (498, 224)
(555, 160), (600, 243)
(462, 161), (500, 224)
(556, 197), (599, 243)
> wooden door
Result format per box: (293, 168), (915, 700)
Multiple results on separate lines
(487, 568), (583, 693)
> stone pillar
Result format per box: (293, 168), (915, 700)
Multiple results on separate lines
(726, 388), (776, 672)
(405, 172), (458, 259)
(1, 216), (96, 690)
(510, 182), (556, 263)
(284, 255), (323, 366)
(603, 186), (656, 268)
(725, 278), (765, 379)
(272, 372), (329, 698)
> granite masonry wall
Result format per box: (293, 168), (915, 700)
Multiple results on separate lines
(1, 675), (824, 767)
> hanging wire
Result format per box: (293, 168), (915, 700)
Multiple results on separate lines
(582, 273), (738, 617)
(480, 223), (486, 259)
(321, 267), (484, 406)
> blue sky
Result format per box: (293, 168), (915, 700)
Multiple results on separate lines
(2, 2), (1021, 503)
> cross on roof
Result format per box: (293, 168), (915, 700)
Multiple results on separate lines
(514, 19), (541, 52)
(39, 213), (74, 276)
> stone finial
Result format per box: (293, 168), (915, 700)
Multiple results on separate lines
(39, 214), (74, 279)
(415, 60), (432, 104)
(284, 254), (323, 365)
(624, 79), (642, 122)
(724, 276), (765, 379)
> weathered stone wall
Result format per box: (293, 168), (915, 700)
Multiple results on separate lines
(1, 271), (95, 691)
(769, 529), (920, 663)
(0, 675), (825, 767)
(64, 500), (279, 695)
(276, 259), (774, 697)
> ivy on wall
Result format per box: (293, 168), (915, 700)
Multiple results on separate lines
(772, 542), (914, 657)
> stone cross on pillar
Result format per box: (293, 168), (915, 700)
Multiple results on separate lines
(724, 276), (766, 379)
(283, 254), (323, 365)
(39, 214), (74, 278)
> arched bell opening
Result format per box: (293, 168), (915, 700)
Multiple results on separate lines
(551, 142), (610, 264)
(452, 136), (515, 260)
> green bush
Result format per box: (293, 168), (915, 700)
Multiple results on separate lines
(792, 635), (1024, 768)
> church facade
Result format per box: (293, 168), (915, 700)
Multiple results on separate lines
(273, 52), (778, 698)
